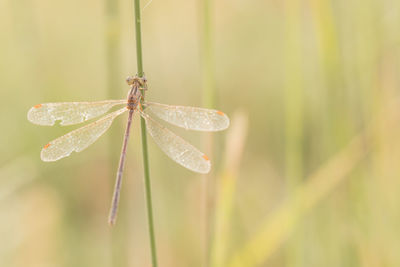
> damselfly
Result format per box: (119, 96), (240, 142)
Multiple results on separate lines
(27, 76), (229, 225)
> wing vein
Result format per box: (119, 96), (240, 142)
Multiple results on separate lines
(28, 100), (126, 126)
(41, 107), (127, 161)
(144, 102), (229, 131)
(140, 111), (210, 173)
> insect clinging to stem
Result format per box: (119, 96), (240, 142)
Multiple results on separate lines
(27, 75), (230, 225)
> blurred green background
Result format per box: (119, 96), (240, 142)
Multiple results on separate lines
(1, 0), (400, 266)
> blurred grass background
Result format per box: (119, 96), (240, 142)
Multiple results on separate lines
(1, 0), (400, 266)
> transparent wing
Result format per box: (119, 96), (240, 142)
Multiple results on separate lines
(41, 108), (127, 162)
(140, 111), (211, 174)
(28, 100), (126, 126)
(144, 102), (230, 131)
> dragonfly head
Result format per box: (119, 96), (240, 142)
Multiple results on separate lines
(126, 75), (146, 85)
(126, 76), (137, 85)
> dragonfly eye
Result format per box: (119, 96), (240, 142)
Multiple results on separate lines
(126, 76), (135, 85)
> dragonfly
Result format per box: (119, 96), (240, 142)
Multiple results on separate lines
(27, 75), (230, 225)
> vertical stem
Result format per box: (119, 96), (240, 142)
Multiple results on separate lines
(141, 116), (158, 267)
(134, 0), (144, 77)
(133, 0), (158, 266)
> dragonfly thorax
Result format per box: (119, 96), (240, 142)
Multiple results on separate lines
(127, 97), (139, 110)
(126, 75), (146, 110)
(126, 86), (141, 110)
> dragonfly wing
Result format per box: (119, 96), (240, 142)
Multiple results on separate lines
(140, 111), (211, 174)
(28, 100), (126, 126)
(144, 102), (230, 131)
(41, 108), (127, 162)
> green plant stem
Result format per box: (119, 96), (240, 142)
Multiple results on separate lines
(134, 0), (143, 77)
(133, 0), (158, 266)
(141, 118), (158, 267)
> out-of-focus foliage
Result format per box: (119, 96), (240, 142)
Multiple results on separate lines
(1, 0), (400, 266)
